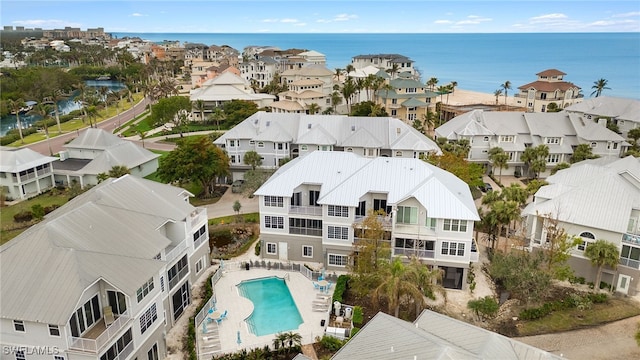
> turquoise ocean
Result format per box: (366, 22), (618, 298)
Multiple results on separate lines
(113, 32), (640, 99)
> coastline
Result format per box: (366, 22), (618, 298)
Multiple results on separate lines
(440, 88), (514, 107)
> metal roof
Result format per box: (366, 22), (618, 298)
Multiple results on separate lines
(255, 152), (479, 221)
(0, 147), (57, 173)
(64, 127), (125, 150)
(0, 175), (196, 324)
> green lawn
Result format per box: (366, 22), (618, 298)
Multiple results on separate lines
(1, 191), (70, 245)
(517, 298), (640, 336)
(209, 213), (259, 225)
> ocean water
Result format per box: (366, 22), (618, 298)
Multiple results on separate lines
(113, 32), (640, 99)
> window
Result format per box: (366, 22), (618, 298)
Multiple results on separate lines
(13, 320), (25, 332)
(546, 137), (561, 144)
(443, 219), (468, 232)
(264, 216), (284, 229)
(266, 242), (277, 254)
(49, 324), (60, 336)
(499, 135), (514, 143)
(264, 196), (284, 207)
(148, 344), (159, 360)
(249, 140), (255, 145)
(426, 217), (436, 230)
(328, 205), (348, 217)
(168, 255), (189, 290)
(590, 142), (597, 148)
(160, 276), (165, 292)
(193, 225), (206, 243)
(391, 110), (397, 116)
(228, 140), (236, 147)
(230, 155), (237, 164)
(395, 151), (403, 157)
(171, 282), (191, 321)
(300, 145), (308, 151)
(136, 277), (155, 302)
(607, 142), (618, 150)
(69, 295), (101, 337)
(257, 142), (264, 148)
(108, 290), (127, 315)
(303, 245), (313, 258)
(99, 329), (133, 360)
(309, 190), (320, 206)
(15, 351), (25, 360)
(577, 231), (595, 251)
(54, 357), (65, 360)
(397, 206), (418, 224)
(289, 218), (322, 236)
(140, 303), (158, 334)
(346, 148), (353, 152)
(195, 258), (203, 274)
(290, 192), (302, 206)
(328, 254), (348, 267)
(328, 226), (349, 240)
(441, 242), (465, 256)
(547, 154), (560, 163)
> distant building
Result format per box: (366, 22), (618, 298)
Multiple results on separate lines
(0, 147), (56, 201)
(565, 96), (640, 138)
(374, 72), (438, 125)
(515, 69), (583, 112)
(271, 65), (336, 114)
(351, 54), (417, 78)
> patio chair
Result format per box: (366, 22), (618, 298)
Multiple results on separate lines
(313, 282), (320, 290)
(103, 306), (115, 327)
(220, 310), (228, 320)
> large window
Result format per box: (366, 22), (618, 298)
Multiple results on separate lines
(137, 277), (155, 303)
(168, 255), (189, 289)
(577, 231), (595, 251)
(546, 137), (561, 144)
(289, 218), (322, 236)
(264, 216), (284, 229)
(397, 206), (418, 224)
(108, 290), (127, 315)
(290, 192), (301, 206)
(499, 135), (514, 143)
(621, 245), (640, 268)
(328, 205), (348, 217)
(193, 225), (206, 243)
(302, 245), (313, 258)
(328, 254), (348, 267)
(140, 303), (158, 334)
(264, 196), (284, 207)
(69, 294), (101, 337)
(13, 320), (25, 332)
(327, 226), (349, 240)
(443, 219), (467, 232)
(172, 281), (191, 321)
(425, 217), (436, 230)
(148, 344), (159, 360)
(99, 329), (133, 360)
(547, 154), (560, 163)
(441, 242), (465, 256)
(309, 190), (320, 206)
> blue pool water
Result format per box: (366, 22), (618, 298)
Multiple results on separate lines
(237, 276), (303, 336)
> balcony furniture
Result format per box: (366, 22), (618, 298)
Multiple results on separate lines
(103, 306), (115, 327)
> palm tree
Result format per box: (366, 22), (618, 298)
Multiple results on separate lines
(108, 165), (131, 178)
(501, 81), (511, 105)
(306, 103), (320, 115)
(8, 99), (26, 143)
(334, 67), (343, 82)
(488, 147), (509, 183)
(591, 78), (611, 97)
(584, 239), (619, 291)
(450, 81), (458, 94)
(386, 63), (400, 79)
(209, 107), (225, 130)
(330, 91), (342, 114)
(493, 89), (503, 105)
(341, 78), (357, 114)
(488, 200), (520, 249)
(502, 183), (529, 207)
(49, 90), (64, 134)
(372, 257), (427, 318)
(427, 77), (438, 91)
(35, 103), (54, 156)
(194, 99), (206, 121)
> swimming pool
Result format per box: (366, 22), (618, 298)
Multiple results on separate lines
(237, 276), (303, 336)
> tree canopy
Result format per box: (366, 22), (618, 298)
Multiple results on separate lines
(157, 137), (229, 197)
(425, 152), (484, 187)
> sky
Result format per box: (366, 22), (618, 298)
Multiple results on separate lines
(1, 0), (640, 33)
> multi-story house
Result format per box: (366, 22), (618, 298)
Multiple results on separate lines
(0, 147), (56, 201)
(374, 73), (438, 125)
(0, 175), (210, 360)
(523, 156), (640, 296)
(271, 65), (335, 114)
(565, 96), (640, 138)
(52, 128), (160, 188)
(350, 54), (417, 78)
(239, 57), (280, 88)
(254, 151), (479, 289)
(435, 110), (626, 177)
(213, 112), (442, 181)
(514, 69), (583, 112)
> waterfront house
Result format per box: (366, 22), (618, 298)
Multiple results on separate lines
(435, 110), (626, 177)
(254, 151), (479, 289)
(271, 65), (336, 114)
(350, 54), (417, 79)
(374, 73), (439, 125)
(523, 156), (640, 296)
(514, 69), (583, 112)
(564, 96), (640, 138)
(0, 175), (210, 360)
(213, 111), (441, 181)
(0, 147), (56, 201)
(52, 128), (160, 188)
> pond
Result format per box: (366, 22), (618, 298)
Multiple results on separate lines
(0, 80), (126, 136)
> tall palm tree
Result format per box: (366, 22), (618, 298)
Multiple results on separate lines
(330, 91), (342, 114)
(488, 147), (509, 183)
(427, 77), (439, 91)
(334, 67), (343, 82)
(450, 81), (458, 94)
(372, 257), (428, 318)
(386, 63), (400, 79)
(591, 78), (611, 97)
(493, 89), (503, 105)
(8, 99), (26, 143)
(35, 103), (54, 156)
(49, 90), (64, 134)
(501, 81), (511, 105)
(194, 99), (206, 121)
(209, 107), (225, 130)
(306, 103), (320, 115)
(341, 78), (357, 114)
(584, 239), (619, 291)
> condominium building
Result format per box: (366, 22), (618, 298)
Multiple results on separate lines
(0, 147), (56, 201)
(514, 69), (583, 112)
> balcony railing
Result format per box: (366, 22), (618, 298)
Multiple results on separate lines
(168, 265), (189, 290)
(194, 233), (208, 250)
(165, 241), (187, 264)
(622, 233), (640, 246)
(393, 247), (435, 259)
(67, 311), (131, 353)
(289, 205), (322, 216)
(189, 208), (206, 228)
(289, 227), (322, 237)
(619, 257), (640, 270)
(354, 215), (392, 228)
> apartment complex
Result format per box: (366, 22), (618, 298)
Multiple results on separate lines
(565, 96), (640, 138)
(0, 175), (210, 360)
(514, 69), (583, 112)
(350, 54), (417, 78)
(254, 151), (479, 289)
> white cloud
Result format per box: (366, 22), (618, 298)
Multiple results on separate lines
(434, 20), (453, 25)
(11, 19), (82, 28)
(262, 18), (278, 23)
(612, 11), (640, 18)
(334, 14), (358, 22)
(130, 13), (146, 17)
(455, 16), (492, 25)
(294, 23), (307, 27)
(280, 18), (299, 23)
(530, 13), (568, 23)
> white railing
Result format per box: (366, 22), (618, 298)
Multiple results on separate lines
(623, 233), (640, 246)
(194, 233), (208, 250)
(168, 266), (189, 290)
(393, 248), (435, 259)
(289, 205), (323, 216)
(166, 241), (187, 264)
(67, 311), (131, 353)
(190, 208), (206, 228)
(114, 340), (134, 360)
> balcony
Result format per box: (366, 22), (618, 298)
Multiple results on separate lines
(168, 265), (189, 290)
(622, 233), (640, 246)
(620, 257), (640, 270)
(67, 311), (132, 353)
(194, 232), (208, 250)
(189, 208), (206, 228)
(289, 227), (322, 237)
(289, 205), (322, 216)
(354, 215), (392, 228)
(165, 241), (187, 264)
(393, 247), (435, 259)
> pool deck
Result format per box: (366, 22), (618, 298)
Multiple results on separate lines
(197, 266), (334, 356)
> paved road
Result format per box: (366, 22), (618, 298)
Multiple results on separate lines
(24, 97), (150, 155)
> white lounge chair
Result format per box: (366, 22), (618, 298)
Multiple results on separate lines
(103, 306), (115, 327)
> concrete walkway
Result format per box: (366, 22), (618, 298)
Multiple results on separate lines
(204, 186), (259, 219)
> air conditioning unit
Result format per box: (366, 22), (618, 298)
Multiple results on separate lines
(59, 150), (69, 161)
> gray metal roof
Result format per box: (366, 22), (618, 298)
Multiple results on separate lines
(65, 127), (125, 150)
(565, 96), (640, 122)
(332, 311), (562, 360)
(214, 112), (441, 155)
(0, 147), (56, 173)
(255, 152), (479, 221)
(0, 175), (196, 324)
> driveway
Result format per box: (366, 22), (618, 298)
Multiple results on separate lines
(203, 186), (259, 219)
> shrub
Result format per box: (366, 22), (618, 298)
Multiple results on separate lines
(588, 293), (608, 303)
(467, 296), (499, 321)
(254, 241), (261, 256)
(350, 327), (360, 337)
(332, 275), (350, 303)
(43, 204), (60, 214)
(31, 204), (45, 220)
(13, 210), (33, 223)
(319, 335), (346, 352)
(352, 306), (363, 325)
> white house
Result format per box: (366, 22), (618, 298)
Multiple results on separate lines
(523, 156), (640, 296)
(271, 65), (336, 114)
(350, 54), (417, 78)
(0, 175), (210, 360)
(0, 147), (56, 201)
(254, 151), (479, 289)
(514, 69), (583, 112)
(214, 112), (442, 181)
(564, 96), (640, 138)
(435, 110), (627, 177)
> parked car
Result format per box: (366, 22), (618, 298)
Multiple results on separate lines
(480, 183), (493, 192)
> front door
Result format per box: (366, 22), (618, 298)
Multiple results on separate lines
(617, 274), (631, 295)
(278, 242), (288, 261)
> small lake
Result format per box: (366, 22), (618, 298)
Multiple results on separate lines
(0, 80), (126, 137)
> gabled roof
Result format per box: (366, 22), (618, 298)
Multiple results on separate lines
(214, 112), (441, 155)
(255, 152), (479, 221)
(331, 311), (561, 360)
(565, 96), (640, 122)
(0, 147), (56, 173)
(537, 69), (566, 77)
(70, 141), (159, 175)
(0, 175), (196, 324)
(517, 81), (580, 92)
(401, 97), (429, 107)
(65, 127), (124, 150)
(281, 64), (333, 77)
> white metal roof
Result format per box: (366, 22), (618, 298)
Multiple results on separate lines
(0, 147), (56, 173)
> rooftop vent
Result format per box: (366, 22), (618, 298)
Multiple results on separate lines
(308, 124), (312, 129)
(351, 125), (355, 131)
(266, 121), (271, 126)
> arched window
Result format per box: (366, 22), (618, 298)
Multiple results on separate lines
(577, 231), (595, 251)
